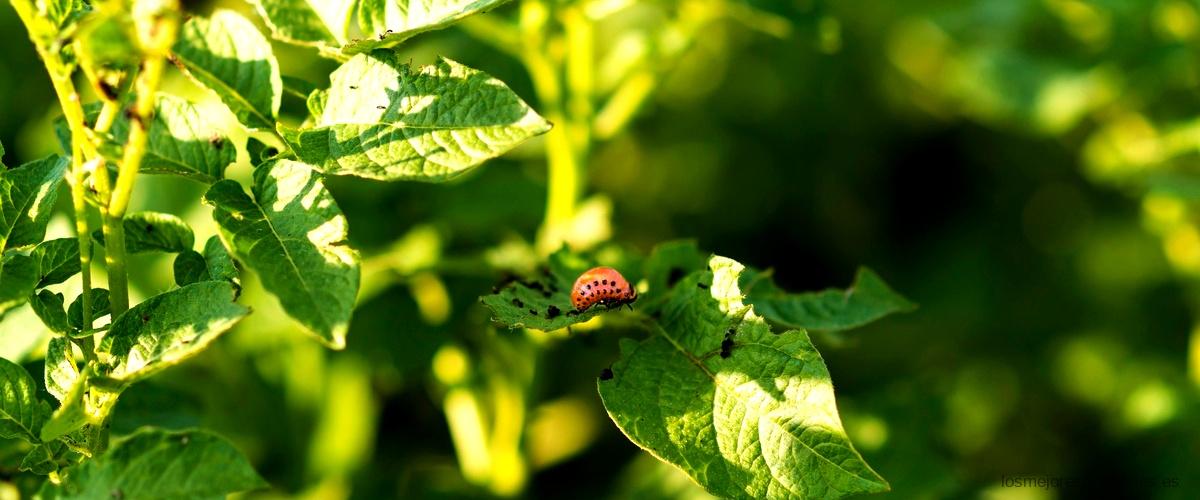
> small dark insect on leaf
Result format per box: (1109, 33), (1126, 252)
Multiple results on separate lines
(141, 314), (150, 323)
(349, 85), (358, 89)
(599, 368), (614, 381)
(697, 282), (709, 289)
(720, 338), (734, 358)
(546, 305), (561, 319)
(378, 32), (387, 40)
(376, 105), (386, 109)
(529, 308), (538, 316)
(209, 135), (224, 149)
(511, 298), (524, 308)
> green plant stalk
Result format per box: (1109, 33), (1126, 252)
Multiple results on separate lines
(106, 52), (169, 318)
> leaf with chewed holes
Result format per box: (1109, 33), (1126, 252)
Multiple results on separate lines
(598, 256), (890, 499)
(284, 52), (550, 182)
(742, 267), (914, 332)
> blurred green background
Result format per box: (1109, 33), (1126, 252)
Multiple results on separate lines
(3, 0), (1199, 498)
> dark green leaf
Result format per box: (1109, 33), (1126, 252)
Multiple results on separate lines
(0, 252), (40, 316)
(598, 256), (889, 499)
(32, 238), (81, 288)
(20, 440), (65, 475)
(173, 10), (283, 130)
(44, 337), (78, 403)
(203, 235), (239, 285)
(75, 11), (137, 100)
(30, 290), (70, 334)
(641, 240), (709, 307)
(480, 248), (631, 331)
(68, 288), (111, 331)
(92, 211), (195, 254)
(283, 74), (319, 99)
(0, 155), (68, 250)
(204, 160), (359, 348)
(54, 428), (266, 499)
(97, 281), (249, 384)
(0, 356), (49, 443)
(743, 267), (915, 332)
(285, 53), (551, 181)
(172, 250), (209, 286)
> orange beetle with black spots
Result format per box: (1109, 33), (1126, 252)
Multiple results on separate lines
(571, 267), (637, 312)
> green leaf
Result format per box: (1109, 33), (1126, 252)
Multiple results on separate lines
(97, 281), (249, 384)
(139, 95), (237, 182)
(172, 250), (209, 286)
(32, 238), (81, 288)
(92, 211), (195, 254)
(53, 428), (267, 499)
(30, 290), (70, 334)
(346, 0), (511, 54)
(480, 248), (627, 331)
(743, 267), (915, 332)
(173, 10), (283, 131)
(250, 0), (355, 47)
(598, 256), (889, 499)
(641, 240), (710, 307)
(204, 160), (359, 348)
(203, 235), (239, 285)
(75, 11), (138, 100)
(21, 441), (62, 474)
(0, 356), (49, 443)
(0, 155), (68, 250)
(0, 252), (40, 316)
(285, 53), (551, 181)
(282, 74), (319, 99)
(68, 288), (111, 331)
(44, 337), (78, 403)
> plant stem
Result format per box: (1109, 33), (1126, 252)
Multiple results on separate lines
(106, 28), (175, 317)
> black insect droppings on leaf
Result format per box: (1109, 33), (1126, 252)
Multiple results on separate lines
(667, 267), (684, 287)
(511, 298), (524, 308)
(529, 308), (538, 316)
(546, 305), (561, 318)
(720, 338), (734, 358)
(697, 282), (709, 289)
(599, 368), (613, 381)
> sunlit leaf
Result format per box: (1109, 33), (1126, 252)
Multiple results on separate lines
(598, 256), (889, 499)
(347, 0), (512, 54)
(50, 428), (266, 499)
(173, 10), (283, 131)
(0, 356), (49, 443)
(742, 267), (915, 332)
(97, 281), (249, 384)
(250, 0), (355, 47)
(285, 53), (550, 181)
(0, 155), (68, 250)
(20, 440), (65, 474)
(44, 337), (78, 403)
(204, 160), (359, 348)
(92, 211), (195, 254)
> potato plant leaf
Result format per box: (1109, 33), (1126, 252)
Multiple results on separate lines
(250, 0), (355, 48)
(172, 250), (209, 286)
(97, 281), (249, 384)
(92, 211), (195, 254)
(0, 155), (67, 250)
(285, 53), (551, 181)
(30, 290), (70, 334)
(68, 288), (111, 331)
(0, 356), (50, 443)
(32, 238), (81, 288)
(346, 0), (512, 54)
(480, 248), (633, 331)
(40, 366), (116, 443)
(598, 256), (889, 499)
(44, 337), (78, 403)
(0, 252), (39, 316)
(173, 10), (283, 131)
(204, 160), (359, 348)
(49, 428), (267, 499)
(742, 267), (915, 332)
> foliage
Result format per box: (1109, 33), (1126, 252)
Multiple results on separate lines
(1, 0), (912, 498)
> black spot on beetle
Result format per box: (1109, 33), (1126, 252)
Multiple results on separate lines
(546, 305), (561, 318)
(599, 368), (613, 381)
(697, 282), (709, 289)
(593, 280), (599, 286)
(511, 298), (524, 308)
(667, 268), (684, 287)
(602, 279), (608, 285)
